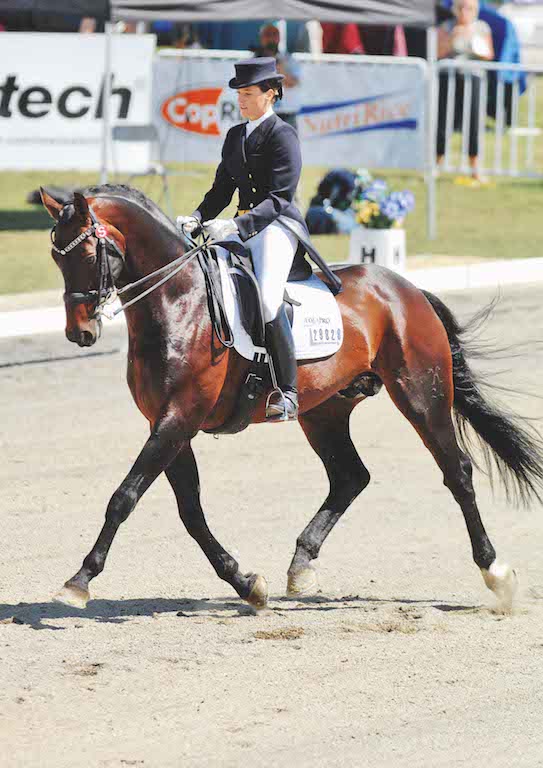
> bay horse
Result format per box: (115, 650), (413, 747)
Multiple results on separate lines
(41, 184), (543, 614)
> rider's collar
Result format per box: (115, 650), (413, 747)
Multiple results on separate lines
(246, 107), (274, 137)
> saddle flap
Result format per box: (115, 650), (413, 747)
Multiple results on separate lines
(229, 265), (259, 343)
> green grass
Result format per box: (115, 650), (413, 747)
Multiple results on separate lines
(1, 160), (542, 295)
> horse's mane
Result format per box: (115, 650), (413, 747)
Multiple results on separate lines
(82, 184), (179, 238)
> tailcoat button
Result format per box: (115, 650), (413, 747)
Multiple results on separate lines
(249, 203), (254, 208)
(252, 187), (257, 192)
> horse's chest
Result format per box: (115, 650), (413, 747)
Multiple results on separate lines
(126, 344), (166, 423)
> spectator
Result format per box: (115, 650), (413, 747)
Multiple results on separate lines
(321, 23), (364, 54)
(436, 0), (494, 181)
(79, 17), (96, 33)
(358, 25), (407, 56)
(194, 22), (261, 51)
(253, 22), (302, 131)
(285, 21), (312, 53)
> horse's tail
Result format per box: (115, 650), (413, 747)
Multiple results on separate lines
(422, 289), (543, 506)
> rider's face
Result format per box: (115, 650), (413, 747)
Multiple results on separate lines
(237, 86), (274, 121)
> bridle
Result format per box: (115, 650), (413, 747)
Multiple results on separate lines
(49, 203), (244, 350)
(50, 205), (125, 312)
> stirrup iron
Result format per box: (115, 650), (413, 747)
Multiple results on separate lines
(266, 387), (292, 421)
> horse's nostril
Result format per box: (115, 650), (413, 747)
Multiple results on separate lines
(80, 330), (95, 346)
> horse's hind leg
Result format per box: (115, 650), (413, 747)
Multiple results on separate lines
(166, 445), (268, 611)
(287, 397), (370, 596)
(381, 356), (517, 612)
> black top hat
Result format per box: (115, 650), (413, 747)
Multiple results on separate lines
(229, 57), (285, 89)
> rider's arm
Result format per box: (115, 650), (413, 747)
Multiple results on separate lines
(235, 123), (301, 242)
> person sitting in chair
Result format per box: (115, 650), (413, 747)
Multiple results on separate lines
(177, 57), (341, 422)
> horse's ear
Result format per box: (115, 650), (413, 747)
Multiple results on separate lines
(40, 187), (62, 221)
(73, 191), (90, 220)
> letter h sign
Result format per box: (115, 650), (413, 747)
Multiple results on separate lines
(361, 247), (375, 264)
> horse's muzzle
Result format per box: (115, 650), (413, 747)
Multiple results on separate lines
(65, 304), (101, 347)
(66, 326), (97, 347)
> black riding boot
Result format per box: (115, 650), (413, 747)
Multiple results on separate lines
(265, 305), (298, 421)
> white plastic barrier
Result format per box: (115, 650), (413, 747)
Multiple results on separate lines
(152, 49), (428, 170)
(435, 59), (541, 178)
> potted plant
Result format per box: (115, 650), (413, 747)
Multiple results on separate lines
(348, 170), (415, 273)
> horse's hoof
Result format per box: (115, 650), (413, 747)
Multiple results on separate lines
(53, 583), (90, 610)
(246, 573), (269, 612)
(286, 566), (318, 597)
(481, 561), (518, 614)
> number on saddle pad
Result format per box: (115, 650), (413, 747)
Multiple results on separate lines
(308, 324), (342, 346)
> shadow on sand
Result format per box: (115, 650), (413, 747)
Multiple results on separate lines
(0, 593), (478, 631)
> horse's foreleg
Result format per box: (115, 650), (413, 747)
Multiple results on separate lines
(54, 413), (187, 609)
(287, 398), (370, 596)
(166, 445), (268, 610)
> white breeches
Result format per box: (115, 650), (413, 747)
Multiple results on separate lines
(218, 221), (297, 323)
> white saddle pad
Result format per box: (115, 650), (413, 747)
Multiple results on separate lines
(216, 250), (343, 362)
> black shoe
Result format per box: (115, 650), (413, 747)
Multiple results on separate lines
(264, 306), (298, 422)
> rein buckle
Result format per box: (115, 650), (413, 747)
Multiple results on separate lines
(95, 289), (118, 321)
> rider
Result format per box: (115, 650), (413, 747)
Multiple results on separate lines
(177, 57), (341, 421)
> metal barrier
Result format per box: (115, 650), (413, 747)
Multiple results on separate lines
(435, 59), (541, 178)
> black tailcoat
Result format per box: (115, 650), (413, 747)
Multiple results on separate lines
(196, 113), (342, 294)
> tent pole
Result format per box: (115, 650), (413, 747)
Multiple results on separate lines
(426, 25), (438, 240)
(278, 19), (287, 54)
(100, 21), (112, 185)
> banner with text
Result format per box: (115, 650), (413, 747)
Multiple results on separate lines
(153, 53), (426, 170)
(0, 33), (155, 171)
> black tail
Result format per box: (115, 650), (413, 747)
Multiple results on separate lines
(423, 290), (543, 506)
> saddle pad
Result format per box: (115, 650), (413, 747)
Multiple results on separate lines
(216, 251), (344, 362)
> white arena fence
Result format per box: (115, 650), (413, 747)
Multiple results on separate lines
(153, 49), (428, 171)
(434, 58), (541, 179)
(1, 30), (539, 238)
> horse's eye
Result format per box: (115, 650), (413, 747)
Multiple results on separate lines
(83, 254), (96, 265)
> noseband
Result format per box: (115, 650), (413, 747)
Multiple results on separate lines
(50, 205), (125, 311)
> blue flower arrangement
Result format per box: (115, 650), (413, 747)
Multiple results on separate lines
(352, 169), (415, 229)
